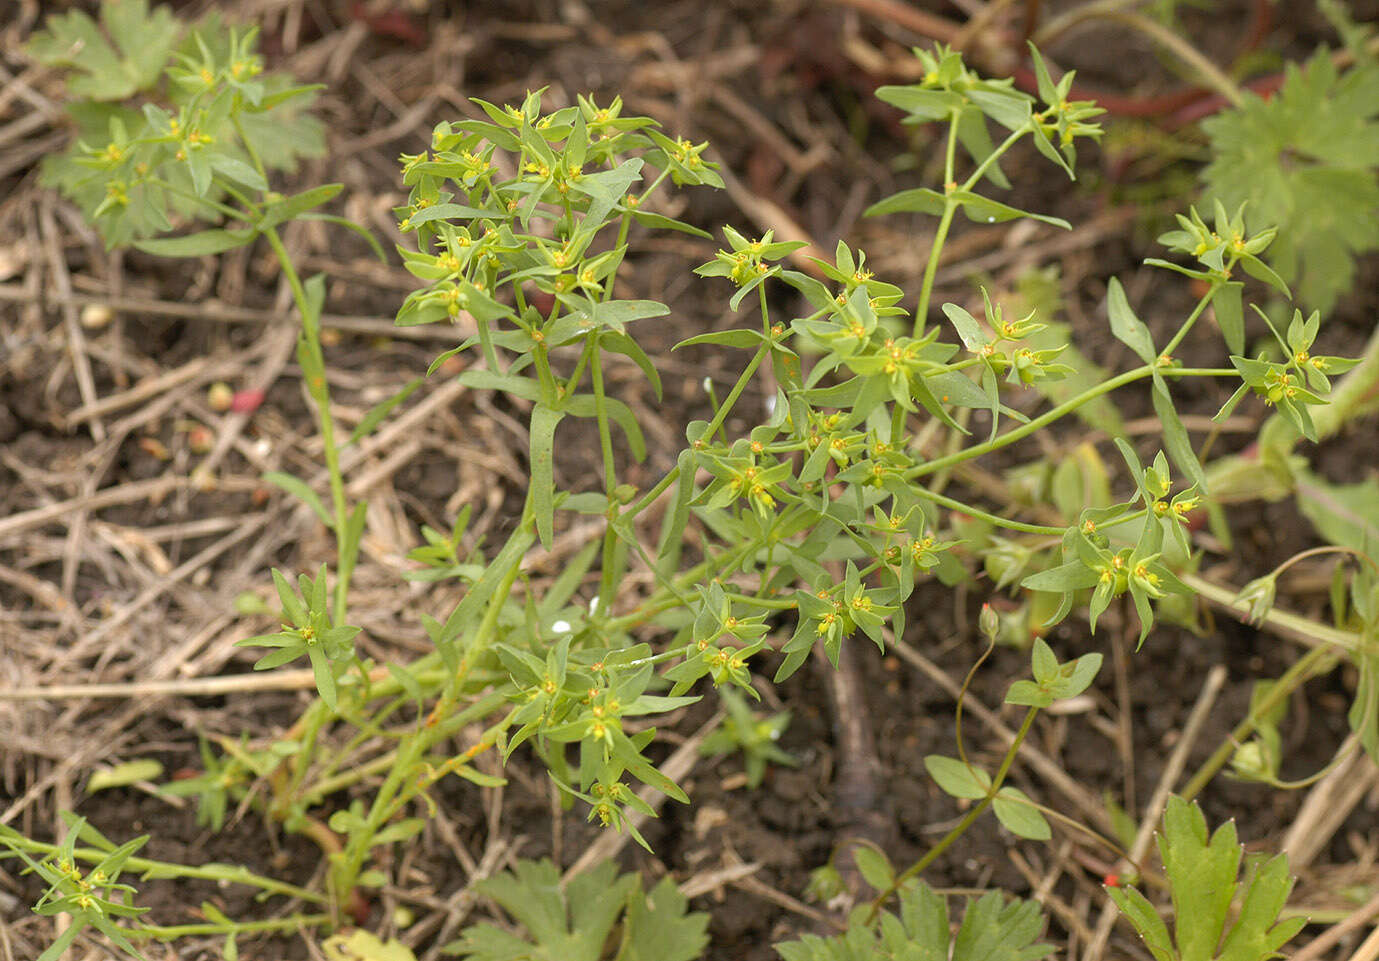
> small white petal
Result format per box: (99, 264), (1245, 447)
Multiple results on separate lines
(551, 620), (571, 634)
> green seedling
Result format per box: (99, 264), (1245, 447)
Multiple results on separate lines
(699, 687), (797, 788)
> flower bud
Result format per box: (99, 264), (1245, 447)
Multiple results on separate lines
(979, 603), (1000, 642)
(1236, 575), (1277, 627)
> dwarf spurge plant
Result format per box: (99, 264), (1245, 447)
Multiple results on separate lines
(6, 3), (1376, 958)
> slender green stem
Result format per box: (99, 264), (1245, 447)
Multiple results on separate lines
(263, 226), (352, 626)
(870, 707), (1039, 921)
(912, 114), (963, 337)
(216, 181), (262, 220)
(906, 366), (1237, 480)
(603, 525), (780, 634)
(1179, 641), (1336, 800)
(139, 915), (332, 940)
(477, 317), (501, 373)
(961, 126), (1027, 192)
(301, 690), (509, 804)
(1184, 573), (1361, 653)
(1160, 283), (1218, 358)
(621, 338), (773, 530)
(723, 591), (798, 610)
(908, 482), (1060, 535)
(232, 112), (269, 182)
(149, 177), (249, 223)
(591, 342), (623, 610)
(331, 516), (532, 902)
(0, 839), (324, 904)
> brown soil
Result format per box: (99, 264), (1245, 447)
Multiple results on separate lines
(2, 1), (1377, 960)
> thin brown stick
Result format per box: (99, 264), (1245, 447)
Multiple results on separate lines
(0, 668), (334, 701)
(0, 283), (460, 341)
(828, 0), (963, 43)
(1292, 887), (1379, 961)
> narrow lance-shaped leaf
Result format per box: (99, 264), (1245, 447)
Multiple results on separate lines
(1106, 277), (1156, 365)
(1152, 372), (1208, 493)
(529, 404), (563, 549)
(132, 229), (257, 257)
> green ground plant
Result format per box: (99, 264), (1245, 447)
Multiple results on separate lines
(5, 1), (1378, 958)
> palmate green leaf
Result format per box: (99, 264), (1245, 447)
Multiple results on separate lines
(323, 930), (419, 961)
(27, 0), (179, 101)
(1112, 797), (1304, 961)
(235, 75), (328, 172)
(1202, 50), (1379, 314)
(447, 859), (706, 961)
(616, 875), (710, 961)
(775, 882), (1053, 961)
(452, 860), (633, 961)
(953, 889), (1052, 961)
(1107, 885), (1175, 961)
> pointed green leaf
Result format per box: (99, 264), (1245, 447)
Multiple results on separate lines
(262, 471), (334, 530)
(1106, 278), (1156, 365)
(1152, 373), (1208, 493)
(993, 787), (1051, 840)
(530, 404), (563, 549)
(925, 755), (991, 800)
(133, 229), (257, 257)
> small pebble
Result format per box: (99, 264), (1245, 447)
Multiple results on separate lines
(207, 382), (234, 411)
(80, 304), (113, 329)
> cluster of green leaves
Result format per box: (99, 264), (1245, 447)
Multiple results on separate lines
(922, 638), (1101, 842)
(0, 816), (148, 961)
(1219, 305), (1359, 443)
(1201, 0), (1379, 314)
(236, 566), (362, 710)
(446, 859), (708, 961)
(698, 686), (797, 788)
(27, 0), (326, 248)
(776, 878), (1054, 961)
(1108, 797), (1304, 961)
(1020, 440), (1199, 644)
